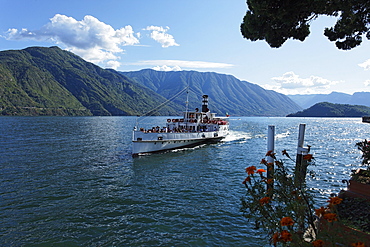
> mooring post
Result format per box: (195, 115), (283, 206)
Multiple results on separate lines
(295, 124), (309, 186)
(267, 125), (275, 193)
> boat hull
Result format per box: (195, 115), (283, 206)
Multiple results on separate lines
(132, 130), (227, 156)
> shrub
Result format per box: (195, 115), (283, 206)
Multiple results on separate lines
(241, 150), (369, 246)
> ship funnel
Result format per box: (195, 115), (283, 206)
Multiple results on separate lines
(201, 95), (209, 112)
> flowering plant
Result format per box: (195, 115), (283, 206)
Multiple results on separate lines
(356, 139), (370, 168)
(241, 150), (369, 246)
(351, 140), (370, 184)
(241, 150), (317, 245)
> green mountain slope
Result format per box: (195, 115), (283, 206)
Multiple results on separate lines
(121, 69), (301, 116)
(0, 46), (302, 117)
(0, 49), (89, 115)
(0, 46), (180, 116)
(287, 102), (370, 117)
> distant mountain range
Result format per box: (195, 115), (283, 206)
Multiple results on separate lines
(4, 46), (368, 117)
(288, 92), (370, 109)
(0, 46), (301, 116)
(287, 102), (370, 117)
(121, 69), (301, 116)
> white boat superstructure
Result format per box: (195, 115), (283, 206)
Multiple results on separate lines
(132, 95), (229, 156)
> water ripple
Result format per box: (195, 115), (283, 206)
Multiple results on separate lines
(1, 116), (369, 246)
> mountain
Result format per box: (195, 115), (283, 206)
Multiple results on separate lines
(0, 46), (301, 116)
(121, 69), (301, 116)
(287, 102), (370, 117)
(0, 46), (180, 116)
(288, 92), (370, 109)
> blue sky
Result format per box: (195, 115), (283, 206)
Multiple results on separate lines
(1, 0), (369, 95)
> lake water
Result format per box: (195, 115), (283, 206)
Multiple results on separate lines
(1, 116), (369, 246)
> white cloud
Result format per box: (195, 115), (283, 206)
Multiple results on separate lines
(6, 14), (139, 66)
(144, 26), (179, 47)
(267, 71), (342, 94)
(5, 15), (181, 68)
(70, 47), (118, 64)
(365, 80), (370, 87)
(134, 60), (233, 69)
(359, 59), (370, 70)
(152, 65), (182, 71)
(106, 60), (122, 70)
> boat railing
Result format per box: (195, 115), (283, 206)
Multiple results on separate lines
(136, 124), (225, 134)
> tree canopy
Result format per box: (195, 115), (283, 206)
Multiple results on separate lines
(240, 0), (370, 50)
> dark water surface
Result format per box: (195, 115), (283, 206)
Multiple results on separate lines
(1, 116), (369, 246)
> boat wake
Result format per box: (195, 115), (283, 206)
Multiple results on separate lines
(170, 144), (207, 153)
(223, 130), (252, 143)
(275, 131), (291, 139)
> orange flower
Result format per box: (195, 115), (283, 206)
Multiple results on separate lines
(312, 239), (325, 247)
(266, 150), (275, 157)
(303, 154), (313, 161)
(280, 230), (292, 242)
(327, 196), (343, 206)
(257, 168), (266, 174)
(323, 213), (338, 222)
(265, 178), (273, 184)
(275, 160), (284, 168)
(260, 158), (267, 164)
(280, 217), (294, 226)
(246, 166), (256, 175)
(272, 232), (280, 245)
(259, 197), (271, 206)
(351, 242), (365, 247)
(271, 231), (293, 244)
(242, 176), (251, 184)
(315, 207), (327, 217)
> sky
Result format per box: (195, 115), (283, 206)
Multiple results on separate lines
(1, 0), (369, 95)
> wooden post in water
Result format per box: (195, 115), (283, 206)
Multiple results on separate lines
(295, 124), (309, 187)
(267, 125), (275, 193)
